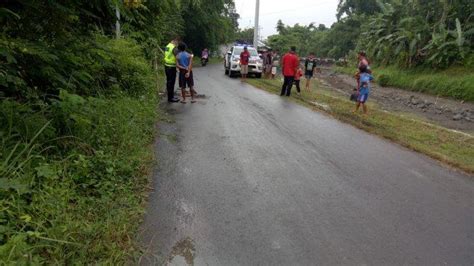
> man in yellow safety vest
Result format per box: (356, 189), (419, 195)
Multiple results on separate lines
(164, 37), (180, 102)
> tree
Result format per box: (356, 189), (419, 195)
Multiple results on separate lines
(336, 0), (380, 20)
(235, 28), (255, 44)
(276, 19), (286, 34)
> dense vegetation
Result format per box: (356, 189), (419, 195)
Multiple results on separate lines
(0, 0), (237, 263)
(266, 0), (473, 100)
(268, 0), (473, 69)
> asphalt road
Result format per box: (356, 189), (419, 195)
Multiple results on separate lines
(140, 64), (473, 265)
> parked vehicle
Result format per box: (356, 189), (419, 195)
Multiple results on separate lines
(224, 45), (263, 78)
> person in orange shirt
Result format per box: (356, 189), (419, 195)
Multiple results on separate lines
(293, 66), (303, 96)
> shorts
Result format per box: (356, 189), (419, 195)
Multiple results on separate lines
(357, 93), (369, 103)
(305, 70), (313, 79)
(179, 70), (194, 88)
(271, 67), (277, 75)
(241, 64), (249, 74)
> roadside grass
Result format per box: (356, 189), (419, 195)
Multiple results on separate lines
(335, 66), (474, 102)
(246, 78), (474, 174)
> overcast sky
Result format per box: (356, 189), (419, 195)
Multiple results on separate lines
(234, 0), (339, 39)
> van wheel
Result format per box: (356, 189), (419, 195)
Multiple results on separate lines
(225, 68), (229, 75)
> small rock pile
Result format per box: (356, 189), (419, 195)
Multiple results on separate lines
(402, 95), (473, 122)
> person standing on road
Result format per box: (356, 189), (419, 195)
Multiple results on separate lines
(240, 46), (250, 81)
(304, 52), (317, 91)
(280, 46), (299, 96)
(176, 42), (196, 104)
(164, 37), (180, 103)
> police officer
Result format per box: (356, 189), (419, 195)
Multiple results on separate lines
(164, 37), (180, 102)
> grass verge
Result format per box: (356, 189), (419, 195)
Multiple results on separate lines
(246, 78), (474, 174)
(335, 66), (474, 102)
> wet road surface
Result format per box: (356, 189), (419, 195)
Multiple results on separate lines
(140, 64), (473, 265)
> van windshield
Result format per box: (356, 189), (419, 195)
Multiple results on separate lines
(233, 47), (258, 56)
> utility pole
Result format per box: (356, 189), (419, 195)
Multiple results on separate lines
(253, 0), (260, 47)
(115, 4), (121, 39)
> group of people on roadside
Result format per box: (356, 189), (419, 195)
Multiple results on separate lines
(259, 45), (374, 115)
(164, 37), (199, 104)
(238, 46), (281, 81)
(279, 46), (319, 97)
(262, 49), (280, 79)
(238, 45), (320, 97)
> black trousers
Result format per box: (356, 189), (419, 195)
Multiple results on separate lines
(165, 66), (177, 101)
(281, 76), (295, 96)
(294, 80), (301, 93)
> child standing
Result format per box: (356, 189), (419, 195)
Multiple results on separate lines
(294, 66), (303, 95)
(304, 52), (317, 91)
(176, 42), (196, 104)
(353, 65), (373, 115)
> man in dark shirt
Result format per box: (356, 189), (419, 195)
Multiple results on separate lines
(280, 46), (299, 96)
(263, 49), (273, 79)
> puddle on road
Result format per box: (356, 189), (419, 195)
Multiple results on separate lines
(168, 237), (196, 265)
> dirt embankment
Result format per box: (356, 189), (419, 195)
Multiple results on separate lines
(317, 69), (474, 133)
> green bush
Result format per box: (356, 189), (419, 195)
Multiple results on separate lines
(0, 37), (159, 263)
(377, 74), (390, 87)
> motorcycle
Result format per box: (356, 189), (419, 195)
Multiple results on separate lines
(201, 55), (209, 66)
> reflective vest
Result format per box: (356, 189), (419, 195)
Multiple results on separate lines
(164, 42), (176, 67)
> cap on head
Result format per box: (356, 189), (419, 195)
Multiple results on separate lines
(244, 46), (248, 50)
(290, 46), (296, 52)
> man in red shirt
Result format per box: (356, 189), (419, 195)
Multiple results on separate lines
(280, 46), (299, 96)
(240, 46), (251, 81)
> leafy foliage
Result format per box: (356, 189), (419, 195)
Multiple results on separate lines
(0, 0), (238, 263)
(265, 0), (473, 69)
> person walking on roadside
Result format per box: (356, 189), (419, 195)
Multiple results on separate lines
(280, 46), (299, 96)
(263, 49), (273, 79)
(304, 52), (317, 91)
(176, 42), (196, 104)
(164, 37), (180, 103)
(353, 64), (374, 115)
(240, 46), (251, 81)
